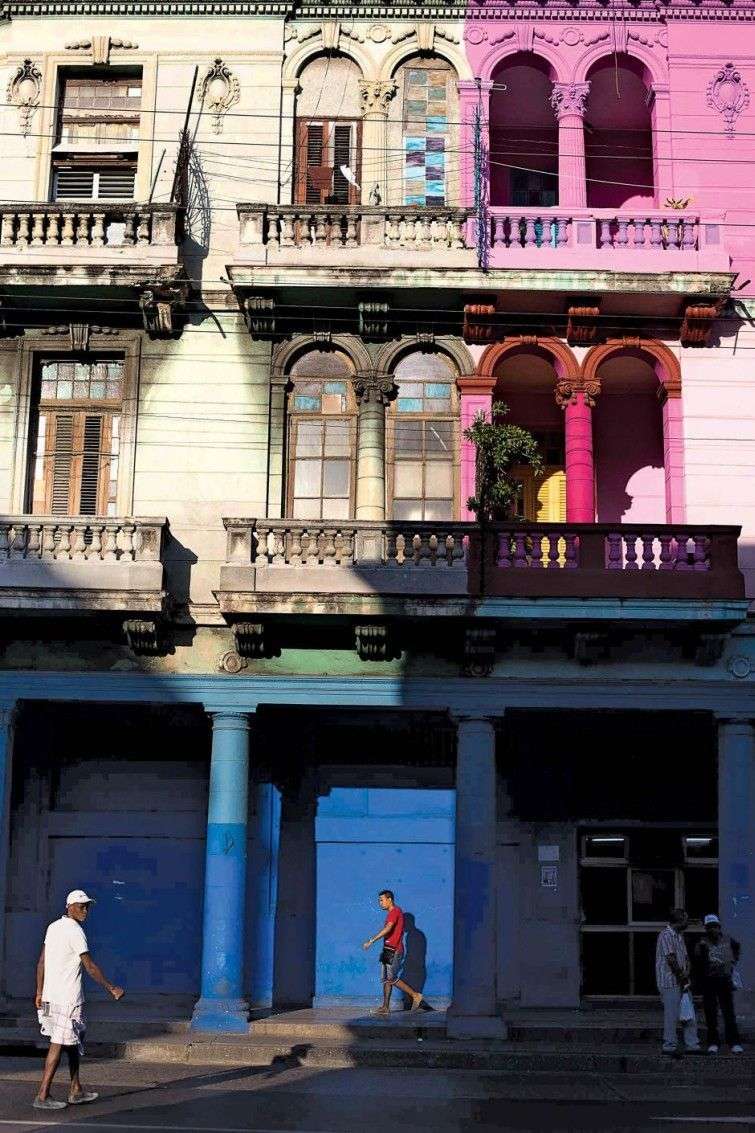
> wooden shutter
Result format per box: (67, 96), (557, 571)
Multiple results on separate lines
(295, 120), (360, 205)
(536, 468), (566, 523)
(53, 163), (136, 202)
(331, 124), (353, 205)
(33, 411), (111, 516)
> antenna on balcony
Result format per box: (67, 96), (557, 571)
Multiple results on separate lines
(473, 77), (490, 273)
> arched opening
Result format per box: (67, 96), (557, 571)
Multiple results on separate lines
(585, 56), (655, 210)
(387, 350), (459, 520)
(294, 55), (362, 205)
(387, 56), (458, 207)
(492, 349), (565, 521)
(592, 355), (665, 523)
(489, 54), (558, 208)
(286, 348), (356, 519)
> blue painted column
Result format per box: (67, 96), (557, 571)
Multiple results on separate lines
(191, 711), (251, 1032)
(447, 715), (507, 1039)
(717, 716), (754, 1008)
(0, 704), (16, 1002)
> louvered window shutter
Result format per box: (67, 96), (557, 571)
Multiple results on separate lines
(53, 165), (136, 202)
(304, 124), (325, 205)
(34, 411), (110, 516)
(331, 124), (353, 205)
(536, 468), (567, 523)
(79, 416), (104, 515)
(50, 414), (75, 516)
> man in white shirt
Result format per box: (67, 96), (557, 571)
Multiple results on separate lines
(33, 889), (124, 1110)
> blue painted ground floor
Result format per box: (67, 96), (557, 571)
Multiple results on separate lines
(0, 688), (752, 1032)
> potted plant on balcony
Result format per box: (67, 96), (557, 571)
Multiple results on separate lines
(463, 401), (542, 592)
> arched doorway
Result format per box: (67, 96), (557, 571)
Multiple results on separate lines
(489, 54), (559, 208)
(585, 55), (655, 210)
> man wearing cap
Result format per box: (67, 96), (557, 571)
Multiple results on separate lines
(694, 913), (743, 1054)
(33, 890), (124, 1110)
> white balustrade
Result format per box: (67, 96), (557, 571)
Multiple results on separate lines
(0, 204), (178, 249)
(0, 518), (167, 564)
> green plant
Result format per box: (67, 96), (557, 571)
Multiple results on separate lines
(464, 401), (543, 521)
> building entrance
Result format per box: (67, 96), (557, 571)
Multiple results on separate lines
(579, 829), (718, 996)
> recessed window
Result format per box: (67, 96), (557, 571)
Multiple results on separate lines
(581, 835), (628, 862)
(294, 57), (362, 206)
(29, 358), (124, 517)
(287, 350), (356, 520)
(389, 351), (458, 522)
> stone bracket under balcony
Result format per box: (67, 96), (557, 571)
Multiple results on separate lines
(0, 516), (169, 617)
(217, 520), (747, 628)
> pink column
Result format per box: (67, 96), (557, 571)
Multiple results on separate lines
(563, 390), (595, 523)
(550, 82), (590, 208)
(649, 83), (673, 206)
(457, 80), (494, 209)
(459, 376), (496, 520)
(662, 393), (686, 523)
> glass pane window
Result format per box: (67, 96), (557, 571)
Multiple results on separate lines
(40, 358), (123, 402)
(58, 74), (142, 147)
(288, 352), (355, 519)
(401, 65), (450, 206)
(389, 351), (457, 522)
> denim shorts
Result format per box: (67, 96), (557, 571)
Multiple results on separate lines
(380, 948), (404, 984)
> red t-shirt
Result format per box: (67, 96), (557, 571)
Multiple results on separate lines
(384, 905), (404, 953)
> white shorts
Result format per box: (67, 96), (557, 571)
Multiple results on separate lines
(38, 1002), (86, 1052)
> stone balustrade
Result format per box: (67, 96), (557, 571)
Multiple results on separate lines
(219, 519), (744, 609)
(0, 203), (178, 249)
(486, 209), (704, 253)
(0, 515), (169, 614)
(238, 205), (470, 252)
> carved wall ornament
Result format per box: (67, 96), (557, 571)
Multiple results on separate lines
(284, 24), (320, 44)
(536, 27), (608, 48)
(218, 650), (248, 674)
(7, 59), (42, 137)
(243, 296), (277, 340)
(358, 300), (392, 341)
(358, 79), (398, 117)
(65, 36), (138, 64)
(463, 627), (496, 678)
(139, 285), (185, 339)
(201, 58), (240, 135)
(353, 372), (396, 405)
(728, 655), (753, 679)
(554, 377), (600, 409)
(707, 62), (750, 138)
(550, 82), (591, 120)
(368, 24), (392, 43)
(123, 618), (162, 656)
(355, 624), (401, 662)
(234, 621), (280, 659)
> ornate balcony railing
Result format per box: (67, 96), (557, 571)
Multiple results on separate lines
(234, 203), (730, 274)
(218, 519), (744, 609)
(0, 515), (169, 615)
(0, 202), (178, 250)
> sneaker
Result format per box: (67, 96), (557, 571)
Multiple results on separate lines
(707, 1044), (719, 1054)
(731, 1045), (744, 1054)
(68, 1092), (99, 1105)
(33, 1098), (67, 1110)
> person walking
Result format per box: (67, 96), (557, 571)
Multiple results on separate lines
(694, 913), (744, 1054)
(362, 889), (424, 1015)
(655, 908), (700, 1057)
(33, 890), (124, 1110)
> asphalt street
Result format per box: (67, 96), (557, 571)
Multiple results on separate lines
(0, 1057), (753, 1133)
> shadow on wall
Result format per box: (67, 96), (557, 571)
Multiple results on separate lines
(399, 911), (428, 1009)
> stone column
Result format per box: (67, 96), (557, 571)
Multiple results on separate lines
(354, 373), (395, 521)
(358, 80), (397, 207)
(458, 376), (496, 520)
(0, 704), (16, 1000)
(550, 83), (590, 209)
(457, 80), (494, 209)
(649, 83), (673, 205)
(191, 712), (251, 1032)
(661, 390), (686, 523)
(279, 80), (300, 204)
(557, 381), (597, 523)
(273, 771), (317, 1008)
(717, 717), (755, 1005)
(447, 715), (506, 1038)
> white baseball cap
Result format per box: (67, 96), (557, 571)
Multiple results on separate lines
(703, 914), (720, 925)
(66, 890), (95, 907)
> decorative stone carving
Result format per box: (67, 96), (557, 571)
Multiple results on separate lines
(463, 627), (496, 678)
(234, 621), (280, 659)
(41, 324), (119, 340)
(65, 36), (138, 64)
(462, 303), (497, 345)
(573, 632), (609, 666)
(218, 649), (248, 674)
(243, 296), (277, 340)
(123, 618), (162, 656)
(358, 301), (391, 341)
(358, 79), (397, 117)
(680, 304), (720, 347)
(201, 58), (240, 135)
(355, 624), (401, 662)
(140, 285), (184, 339)
(707, 63), (750, 138)
(536, 28), (608, 48)
(7, 59), (42, 137)
(69, 324), (89, 352)
(284, 24), (320, 44)
(550, 82), (590, 120)
(727, 655), (753, 679)
(353, 372), (396, 406)
(555, 377), (600, 409)
(566, 306), (600, 346)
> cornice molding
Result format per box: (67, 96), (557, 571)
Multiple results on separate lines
(5, 1), (755, 20)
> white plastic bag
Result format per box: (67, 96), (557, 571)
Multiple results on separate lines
(732, 967), (744, 991)
(679, 990), (695, 1023)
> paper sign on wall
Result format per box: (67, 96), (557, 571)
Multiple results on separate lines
(538, 845), (560, 863)
(540, 865), (559, 889)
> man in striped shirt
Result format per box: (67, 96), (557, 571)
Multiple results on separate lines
(655, 908), (700, 1056)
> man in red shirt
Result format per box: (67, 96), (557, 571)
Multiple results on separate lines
(362, 890), (424, 1015)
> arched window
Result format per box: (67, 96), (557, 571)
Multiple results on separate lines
(388, 351), (458, 520)
(387, 58), (458, 206)
(287, 350), (356, 519)
(294, 56), (362, 206)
